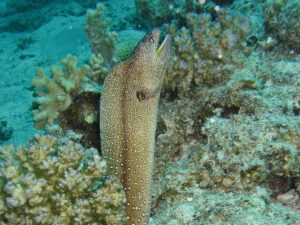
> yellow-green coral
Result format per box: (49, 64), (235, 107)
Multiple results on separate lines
(115, 30), (145, 62)
(0, 133), (126, 224)
(115, 38), (140, 62)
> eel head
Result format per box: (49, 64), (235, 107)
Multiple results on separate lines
(127, 28), (171, 103)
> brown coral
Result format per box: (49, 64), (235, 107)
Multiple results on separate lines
(31, 54), (91, 129)
(0, 133), (126, 224)
(164, 10), (250, 98)
(31, 54), (104, 149)
(85, 3), (119, 68)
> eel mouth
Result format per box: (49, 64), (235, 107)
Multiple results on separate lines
(157, 34), (171, 57)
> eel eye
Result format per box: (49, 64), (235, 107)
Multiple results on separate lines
(136, 91), (147, 102)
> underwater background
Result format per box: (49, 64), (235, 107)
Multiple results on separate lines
(0, 0), (299, 224)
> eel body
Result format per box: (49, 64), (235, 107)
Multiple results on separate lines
(100, 29), (170, 225)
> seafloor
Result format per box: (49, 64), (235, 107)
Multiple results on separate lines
(0, 0), (299, 224)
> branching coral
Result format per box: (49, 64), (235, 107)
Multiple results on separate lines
(31, 54), (103, 131)
(32, 54), (90, 129)
(165, 9), (250, 98)
(0, 133), (126, 224)
(89, 53), (109, 83)
(85, 3), (119, 68)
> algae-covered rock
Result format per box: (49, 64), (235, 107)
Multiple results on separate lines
(152, 47), (300, 223)
(151, 187), (300, 224)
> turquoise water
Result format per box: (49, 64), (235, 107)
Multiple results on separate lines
(0, 0), (299, 224)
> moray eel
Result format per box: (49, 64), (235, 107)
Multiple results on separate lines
(100, 29), (170, 225)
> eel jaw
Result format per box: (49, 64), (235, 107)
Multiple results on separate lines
(155, 33), (171, 82)
(157, 34), (171, 57)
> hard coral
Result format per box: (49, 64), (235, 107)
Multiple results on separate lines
(32, 54), (90, 129)
(31, 54), (103, 131)
(0, 133), (126, 224)
(85, 3), (119, 68)
(89, 53), (109, 83)
(165, 10), (250, 98)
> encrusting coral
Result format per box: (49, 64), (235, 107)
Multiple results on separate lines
(151, 187), (300, 224)
(0, 129), (126, 224)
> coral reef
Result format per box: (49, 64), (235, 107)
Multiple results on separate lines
(0, 121), (13, 143)
(19, 0), (299, 224)
(31, 54), (104, 149)
(85, 3), (119, 68)
(155, 51), (300, 194)
(151, 44), (300, 222)
(0, 132), (126, 224)
(165, 9), (250, 98)
(263, 0), (300, 50)
(151, 187), (300, 224)
(89, 53), (109, 84)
